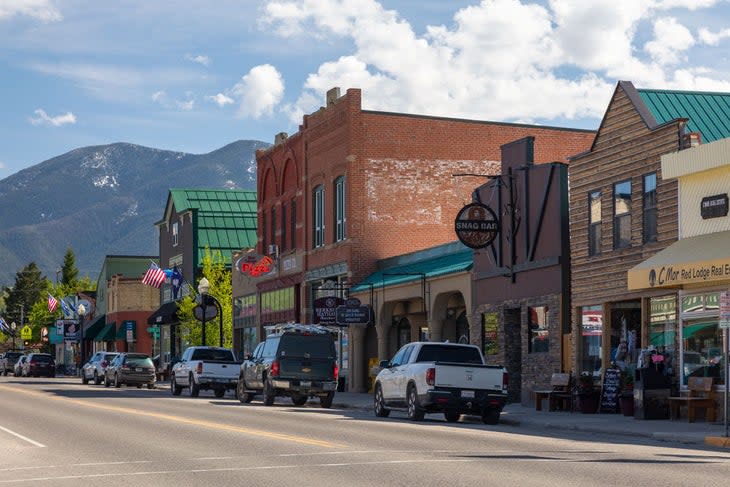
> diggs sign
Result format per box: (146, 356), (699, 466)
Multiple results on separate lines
(236, 254), (275, 277)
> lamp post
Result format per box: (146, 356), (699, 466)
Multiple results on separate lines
(198, 278), (209, 346)
(10, 322), (17, 350)
(77, 303), (86, 372)
(55, 267), (62, 284)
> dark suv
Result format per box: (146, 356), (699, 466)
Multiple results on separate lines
(237, 324), (338, 407)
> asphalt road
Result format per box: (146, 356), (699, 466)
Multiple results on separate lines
(1, 376), (729, 487)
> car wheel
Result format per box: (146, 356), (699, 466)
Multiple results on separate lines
(444, 411), (460, 423)
(237, 378), (254, 404)
(373, 384), (390, 418)
(104, 375), (110, 387)
(81, 370), (89, 384)
(214, 389), (225, 398)
(482, 408), (500, 425)
(136, 384), (143, 388)
(320, 391), (335, 409)
(93, 371), (101, 385)
(407, 385), (425, 421)
(291, 394), (308, 406)
(171, 375), (182, 396)
(262, 377), (275, 406)
(189, 374), (200, 397)
(114, 373), (121, 388)
(147, 383), (155, 389)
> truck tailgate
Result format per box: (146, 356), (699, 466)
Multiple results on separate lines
(433, 362), (504, 391)
(199, 361), (239, 378)
(279, 356), (335, 380)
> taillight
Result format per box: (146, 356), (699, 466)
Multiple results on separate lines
(333, 363), (339, 380)
(270, 360), (280, 377)
(30, 360), (38, 365)
(196, 362), (203, 374)
(502, 372), (509, 392)
(425, 367), (435, 386)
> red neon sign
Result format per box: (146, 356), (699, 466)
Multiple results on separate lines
(237, 254), (274, 277)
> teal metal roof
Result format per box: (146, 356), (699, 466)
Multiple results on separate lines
(637, 88), (730, 143)
(351, 245), (473, 293)
(168, 189), (258, 266)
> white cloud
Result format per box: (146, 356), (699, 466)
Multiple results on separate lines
(0, 160), (6, 169)
(185, 53), (211, 66)
(232, 64), (285, 118)
(206, 93), (235, 107)
(644, 17), (695, 66)
(699, 26), (730, 45)
(176, 99), (195, 111)
(151, 90), (167, 103)
(259, 0), (727, 126)
(29, 109), (76, 127)
(0, 0), (62, 22)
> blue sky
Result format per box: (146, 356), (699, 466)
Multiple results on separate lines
(1, 0), (730, 178)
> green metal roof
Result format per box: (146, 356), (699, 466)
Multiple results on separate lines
(637, 88), (730, 143)
(168, 189), (258, 266)
(351, 243), (473, 293)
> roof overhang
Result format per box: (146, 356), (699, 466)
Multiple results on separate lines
(627, 230), (730, 290)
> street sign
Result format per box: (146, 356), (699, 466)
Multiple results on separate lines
(147, 326), (160, 335)
(720, 291), (730, 328)
(335, 305), (373, 325)
(20, 325), (32, 340)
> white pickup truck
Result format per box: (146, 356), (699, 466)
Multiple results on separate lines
(373, 342), (508, 424)
(170, 346), (240, 398)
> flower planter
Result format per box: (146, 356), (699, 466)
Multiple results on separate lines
(578, 393), (599, 414)
(620, 393), (635, 416)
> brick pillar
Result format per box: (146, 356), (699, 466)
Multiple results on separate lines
(348, 324), (367, 392)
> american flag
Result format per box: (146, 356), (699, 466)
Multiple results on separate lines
(0, 317), (9, 333)
(48, 293), (59, 313)
(142, 263), (166, 288)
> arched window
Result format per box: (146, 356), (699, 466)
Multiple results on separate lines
(397, 317), (411, 349)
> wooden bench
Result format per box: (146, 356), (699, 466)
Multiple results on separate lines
(668, 377), (716, 423)
(534, 373), (572, 411)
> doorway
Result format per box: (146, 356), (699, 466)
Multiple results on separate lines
(504, 308), (522, 402)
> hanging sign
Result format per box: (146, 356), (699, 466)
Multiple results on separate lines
(236, 253), (275, 277)
(720, 291), (730, 329)
(454, 202), (500, 249)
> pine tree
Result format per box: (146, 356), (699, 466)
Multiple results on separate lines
(61, 248), (79, 288)
(4, 263), (46, 326)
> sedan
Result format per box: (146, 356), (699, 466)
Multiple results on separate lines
(22, 353), (55, 377)
(104, 353), (156, 389)
(13, 356), (28, 377)
(82, 352), (118, 385)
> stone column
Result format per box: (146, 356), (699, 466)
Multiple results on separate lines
(429, 318), (443, 342)
(348, 324), (367, 392)
(376, 323), (389, 361)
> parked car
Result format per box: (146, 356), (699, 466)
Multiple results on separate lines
(237, 324), (339, 408)
(13, 355), (28, 377)
(22, 353), (55, 377)
(104, 353), (156, 389)
(170, 346), (239, 398)
(1, 351), (24, 376)
(82, 352), (119, 385)
(373, 342), (508, 424)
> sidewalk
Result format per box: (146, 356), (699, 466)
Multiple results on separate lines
(330, 391), (730, 448)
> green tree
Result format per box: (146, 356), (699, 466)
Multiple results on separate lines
(4, 263), (45, 327)
(177, 248), (232, 348)
(61, 247), (79, 288)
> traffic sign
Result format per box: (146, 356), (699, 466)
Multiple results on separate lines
(720, 291), (730, 328)
(20, 325), (32, 340)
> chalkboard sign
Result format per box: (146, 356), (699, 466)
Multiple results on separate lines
(599, 367), (621, 413)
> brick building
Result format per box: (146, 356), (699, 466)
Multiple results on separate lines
(255, 87), (596, 391)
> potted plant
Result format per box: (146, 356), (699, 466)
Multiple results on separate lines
(577, 372), (599, 414)
(619, 370), (635, 417)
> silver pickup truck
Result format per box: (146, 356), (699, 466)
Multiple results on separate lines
(170, 346), (240, 398)
(373, 342), (508, 424)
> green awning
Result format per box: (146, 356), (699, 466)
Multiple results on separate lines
(116, 321), (137, 340)
(83, 315), (106, 341)
(683, 322), (716, 340)
(95, 322), (116, 342)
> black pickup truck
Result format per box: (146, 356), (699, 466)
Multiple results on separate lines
(237, 324), (339, 408)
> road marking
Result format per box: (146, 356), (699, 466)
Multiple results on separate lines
(0, 384), (340, 448)
(0, 424), (46, 448)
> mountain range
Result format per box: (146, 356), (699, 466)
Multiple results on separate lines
(0, 140), (269, 287)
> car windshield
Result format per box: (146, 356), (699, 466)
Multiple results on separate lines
(415, 345), (483, 364)
(191, 349), (235, 362)
(6, 353), (22, 361)
(31, 355), (52, 363)
(126, 356), (154, 367)
(103, 354), (117, 362)
(278, 334), (335, 358)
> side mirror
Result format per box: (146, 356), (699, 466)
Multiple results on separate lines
(379, 360), (390, 369)
(245, 354), (253, 361)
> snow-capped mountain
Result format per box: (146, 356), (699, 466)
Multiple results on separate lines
(0, 140), (268, 286)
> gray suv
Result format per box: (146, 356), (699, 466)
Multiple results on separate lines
(82, 352), (119, 385)
(1, 352), (24, 376)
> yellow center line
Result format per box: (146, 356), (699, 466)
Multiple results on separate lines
(0, 384), (341, 448)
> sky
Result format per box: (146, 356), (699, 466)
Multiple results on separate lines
(1, 0), (730, 179)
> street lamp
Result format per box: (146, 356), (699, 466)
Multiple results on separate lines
(55, 267), (62, 284)
(10, 322), (16, 350)
(77, 303), (86, 372)
(198, 278), (209, 346)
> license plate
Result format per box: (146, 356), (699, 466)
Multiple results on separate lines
(461, 390), (475, 398)
(301, 381), (311, 388)
(135, 368), (142, 372)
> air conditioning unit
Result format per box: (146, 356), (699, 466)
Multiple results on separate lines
(267, 244), (279, 257)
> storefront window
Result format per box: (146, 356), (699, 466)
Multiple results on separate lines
(528, 306), (549, 353)
(482, 312), (498, 356)
(580, 305), (603, 375)
(648, 296), (677, 378)
(680, 292), (724, 386)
